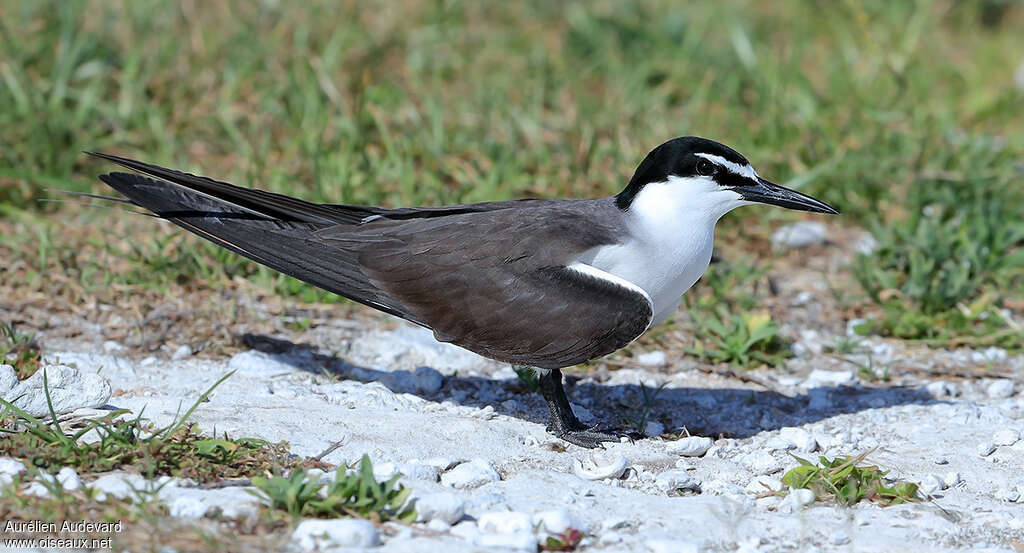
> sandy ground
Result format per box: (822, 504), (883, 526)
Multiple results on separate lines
(6, 308), (1021, 552)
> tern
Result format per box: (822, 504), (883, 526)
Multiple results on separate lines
(87, 136), (838, 448)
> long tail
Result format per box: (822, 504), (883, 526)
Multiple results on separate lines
(87, 152), (424, 325)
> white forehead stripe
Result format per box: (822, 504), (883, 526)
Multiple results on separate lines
(567, 262), (654, 311)
(694, 153), (759, 181)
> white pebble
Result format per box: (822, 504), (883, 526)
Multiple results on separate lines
(56, 467), (81, 491)
(292, 519), (380, 549)
(636, 351), (667, 366)
(993, 429), (1020, 447)
(0, 457), (27, 486)
(786, 488), (816, 509)
(919, 474), (945, 496)
(978, 442), (997, 457)
(666, 436), (713, 457)
(572, 454), (628, 480)
(414, 492), (466, 525)
(803, 369), (857, 388)
(477, 511), (533, 534)
(533, 509), (586, 535)
(996, 488), (1022, 503)
(943, 472), (962, 488)
(779, 428), (818, 452)
(771, 221), (828, 250)
(987, 379), (1016, 399)
(171, 344), (193, 360)
(740, 450), (784, 475)
(102, 340), (125, 353)
(745, 475), (783, 494)
(654, 469), (699, 493)
(441, 459), (500, 489)
(2, 365), (111, 418)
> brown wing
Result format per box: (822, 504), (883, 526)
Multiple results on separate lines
(320, 207), (653, 369)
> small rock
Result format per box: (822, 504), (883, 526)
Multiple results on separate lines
(804, 369), (857, 388)
(943, 472), (962, 488)
(102, 340), (125, 353)
(56, 467), (81, 491)
(987, 379), (1016, 399)
(654, 469), (699, 493)
(292, 519), (380, 549)
(2, 365), (111, 418)
(666, 436), (713, 457)
(414, 492), (466, 525)
(745, 476), (783, 494)
(572, 454), (628, 480)
(476, 531), (537, 551)
(636, 351), (667, 367)
(764, 437), (796, 451)
(477, 511), (533, 534)
(971, 347), (1007, 364)
(703, 479), (746, 499)
(643, 420), (665, 437)
(24, 481), (51, 498)
(993, 429), (1020, 447)
(0, 457), (27, 486)
(0, 365), (16, 392)
(919, 474), (945, 496)
(779, 427), (817, 452)
(171, 344), (193, 360)
(925, 380), (958, 398)
(411, 366), (444, 394)
(785, 488), (816, 509)
(978, 442), (997, 457)
(740, 450), (784, 475)
(996, 488), (1021, 503)
(772, 221), (828, 250)
(441, 459), (500, 489)
(534, 509), (586, 535)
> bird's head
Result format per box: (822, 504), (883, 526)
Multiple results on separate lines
(616, 137), (838, 220)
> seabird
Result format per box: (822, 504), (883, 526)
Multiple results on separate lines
(87, 136), (838, 448)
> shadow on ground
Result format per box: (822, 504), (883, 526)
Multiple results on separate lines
(239, 333), (937, 440)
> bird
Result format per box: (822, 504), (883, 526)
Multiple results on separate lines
(86, 136), (838, 448)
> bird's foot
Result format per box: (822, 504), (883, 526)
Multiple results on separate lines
(546, 421), (631, 449)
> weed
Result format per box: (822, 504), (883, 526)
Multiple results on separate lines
(619, 381), (666, 434)
(249, 455), (416, 524)
(0, 370), (318, 482)
(781, 451), (919, 507)
(542, 528), (585, 551)
(1, 321), (41, 379)
(685, 308), (790, 368)
(852, 141), (1024, 347)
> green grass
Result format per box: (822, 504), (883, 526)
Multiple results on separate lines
(781, 451), (920, 507)
(1, 321), (41, 379)
(249, 455), (416, 524)
(682, 260), (791, 368)
(0, 370), (321, 482)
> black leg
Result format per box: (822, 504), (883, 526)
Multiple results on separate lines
(537, 368), (621, 448)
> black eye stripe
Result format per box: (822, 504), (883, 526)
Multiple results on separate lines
(715, 169), (759, 187)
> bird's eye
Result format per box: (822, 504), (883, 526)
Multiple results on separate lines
(696, 159), (716, 176)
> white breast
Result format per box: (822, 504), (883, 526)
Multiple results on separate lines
(578, 175), (746, 326)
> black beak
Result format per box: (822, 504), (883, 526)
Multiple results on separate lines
(738, 178), (839, 214)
